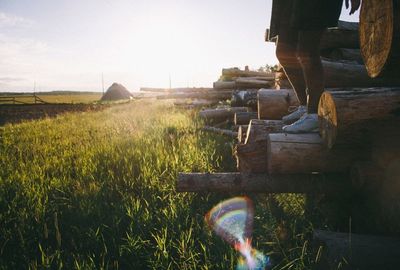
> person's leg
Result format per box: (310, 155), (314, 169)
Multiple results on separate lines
(282, 29), (324, 133)
(275, 28), (307, 106)
(296, 29), (325, 114)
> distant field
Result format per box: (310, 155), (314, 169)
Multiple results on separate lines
(0, 92), (102, 104)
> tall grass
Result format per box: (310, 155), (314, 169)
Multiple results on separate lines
(0, 101), (316, 269)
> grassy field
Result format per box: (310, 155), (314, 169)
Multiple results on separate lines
(0, 92), (102, 104)
(0, 100), (327, 269)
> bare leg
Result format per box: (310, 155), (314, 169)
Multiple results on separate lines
(275, 27), (307, 106)
(296, 30), (325, 114)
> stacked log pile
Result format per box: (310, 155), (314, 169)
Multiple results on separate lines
(275, 20), (400, 89)
(178, 2), (400, 268)
(213, 67), (276, 90)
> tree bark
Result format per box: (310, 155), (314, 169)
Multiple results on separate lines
(318, 88), (400, 148)
(267, 133), (361, 173)
(234, 112), (258, 125)
(360, 0), (400, 78)
(258, 89), (299, 120)
(313, 229), (400, 270)
(177, 172), (348, 193)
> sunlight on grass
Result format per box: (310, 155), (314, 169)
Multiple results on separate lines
(0, 101), (314, 269)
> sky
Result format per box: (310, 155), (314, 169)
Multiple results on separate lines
(0, 0), (359, 92)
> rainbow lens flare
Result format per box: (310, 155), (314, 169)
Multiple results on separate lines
(205, 197), (270, 270)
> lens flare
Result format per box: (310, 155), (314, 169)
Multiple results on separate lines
(205, 197), (271, 270)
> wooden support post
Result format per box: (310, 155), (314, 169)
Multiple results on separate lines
(176, 172), (348, 193)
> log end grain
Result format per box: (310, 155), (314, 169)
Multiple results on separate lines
(360, 0), (395, 78)
(318, 91), (337, 149)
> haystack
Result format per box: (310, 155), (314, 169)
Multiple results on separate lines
(101, 83), (133, 101)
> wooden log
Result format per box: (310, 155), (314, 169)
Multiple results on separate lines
(350, 161), (384, 192)
(327, 48), (364, 64)
(174, 99), (217, 108)
(199, 107), (248, 123)
(313, 229), (400, 270)
(140, 87), (214, 93)
(257, 89), (299, 120)
(234, 112), (258, 125)
(337, 21), (359, 31)
(235, 77), (275, 89)
(235, 120), (283, 173)
(322, 60), (400, 88)
(276, 60), (400, 88)
(222, 68), (275, 79)
(266, 20), (358, 43)
(237, 125), (248, 144)
(360, 0), (400, 78)
(267, 133), (361, 173)
(157, 90), (232, 100)
(320, 28), (359, 50)
(213, 81), (236, 89)
(318, 88), (400, 148)
(231, 90), (258, 110)
(244, 119), (283, 144)
(202, 126), (238, 138)
(176, 172), (347, 193)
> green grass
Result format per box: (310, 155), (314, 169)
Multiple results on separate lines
(0, 101), (321, 269)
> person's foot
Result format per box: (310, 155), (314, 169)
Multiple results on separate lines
(282, 113), (319, 133)
(282, 105), (307, 124)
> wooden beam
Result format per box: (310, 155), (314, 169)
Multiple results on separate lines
(176, 172), (348, 193)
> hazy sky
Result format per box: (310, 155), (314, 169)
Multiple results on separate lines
(0, 0), (359, 92)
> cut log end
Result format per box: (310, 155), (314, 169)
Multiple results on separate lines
(360, 0), (395, 78)
(318, 91), (337, 149)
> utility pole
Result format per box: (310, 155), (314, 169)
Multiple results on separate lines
(102, 73), (105, 95)
(169, 74), (172, 90)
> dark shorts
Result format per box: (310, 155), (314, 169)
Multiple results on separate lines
(269, 0), (343, 39)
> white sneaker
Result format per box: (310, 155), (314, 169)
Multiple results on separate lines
(282, 105), (307, 124)
(282, 113), (319, 133)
